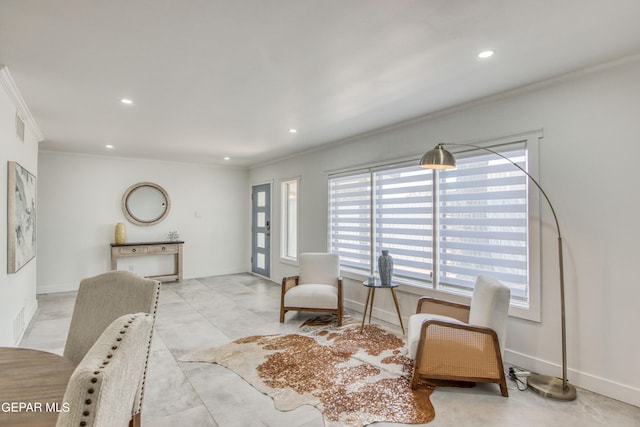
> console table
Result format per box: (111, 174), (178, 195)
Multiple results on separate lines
(110, 241), (183, 283)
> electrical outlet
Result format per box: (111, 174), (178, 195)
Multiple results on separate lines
(509, 366), (531, 377)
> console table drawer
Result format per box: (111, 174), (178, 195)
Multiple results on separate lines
(148, 244), (178, 254)
(117, 246), (148, 255)
(110, 241), (184, 283)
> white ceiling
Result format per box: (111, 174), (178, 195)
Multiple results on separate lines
(2, 0), (640, 167)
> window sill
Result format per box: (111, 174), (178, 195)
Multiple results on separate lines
(340, 268), (539, 322)
(280, 257), (299, 267)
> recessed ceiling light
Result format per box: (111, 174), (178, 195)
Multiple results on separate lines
(105, 144), (114, 149)
(478, 50), (495, 59)
(224, 157), (231, 161)
(289, 129), (297, 134)
(120, 98), (133, 104)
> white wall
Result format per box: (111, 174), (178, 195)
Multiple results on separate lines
(249, 56), (640, 405)
(0, 67), (40, 346)
(37, 152), (249, 293)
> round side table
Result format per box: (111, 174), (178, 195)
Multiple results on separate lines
(360, 280), (405, 334)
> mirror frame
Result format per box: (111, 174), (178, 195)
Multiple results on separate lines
(121, 181), (171, 227)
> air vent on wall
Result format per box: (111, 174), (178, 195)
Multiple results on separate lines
(15, 110), (25, 142)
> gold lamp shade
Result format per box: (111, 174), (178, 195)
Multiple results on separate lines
(418, 143), (456, 169)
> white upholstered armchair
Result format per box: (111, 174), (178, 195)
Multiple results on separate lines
(280, 253), (344, 326)
(407, 275), (511, 396)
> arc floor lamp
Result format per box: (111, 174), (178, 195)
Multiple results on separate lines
(419, 143), (577, 401)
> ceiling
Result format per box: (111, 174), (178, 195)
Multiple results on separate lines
(2, 0), (640, 167)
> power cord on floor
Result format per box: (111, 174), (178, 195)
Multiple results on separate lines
(508, 366), (528, 391)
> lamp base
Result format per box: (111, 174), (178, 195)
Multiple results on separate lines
(528, 374), (577, 401)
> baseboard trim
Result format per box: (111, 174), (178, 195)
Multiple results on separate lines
(505, 349), (639, 408)
(344, 298), (406, 328)
(24, 298), (38, 327)
(37, 282), (79, 294)
(14, 298), (39, 345)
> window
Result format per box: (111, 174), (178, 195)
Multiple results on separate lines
(437, 146), (529, 305)
(374, 165), (433, 282)
(329, 173), (371, 271)
(329, 137), (539, 316)
(281, 178), (299, 261)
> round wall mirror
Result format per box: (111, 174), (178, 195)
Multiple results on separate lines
(122, 182), (171, 226)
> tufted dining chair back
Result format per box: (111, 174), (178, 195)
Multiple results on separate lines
(57, 313), (154, 427)
(63, 270), (160, 425)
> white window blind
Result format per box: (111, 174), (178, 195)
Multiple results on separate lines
(375, 165), (433, 282)
(329, 173), (371, 272)
(438, 146), (528, 302)
(328, 138), (536, 311)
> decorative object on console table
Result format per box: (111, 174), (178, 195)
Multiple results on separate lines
(7, 161), (37, 274)
(167, 230), (179, 242)
(378, 250), (394, 285)
(115, 222), (126, 244)
(110, 241), (184, 283)
(419, 142), (577, 401)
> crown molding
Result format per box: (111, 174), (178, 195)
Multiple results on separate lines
(0, 65), (44, 142)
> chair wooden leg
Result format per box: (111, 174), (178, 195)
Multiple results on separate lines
(129, 413), (141, 427)
(499, 379), (509, 397)
(411, 369), (420, 389)
(280, 307), (286, 323)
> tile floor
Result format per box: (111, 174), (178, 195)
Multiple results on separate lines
(20, 274), (640, 426)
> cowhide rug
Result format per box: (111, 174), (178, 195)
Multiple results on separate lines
(182, 320), (435, 427)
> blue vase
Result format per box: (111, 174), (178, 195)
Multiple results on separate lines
(378, 250), (394, 285)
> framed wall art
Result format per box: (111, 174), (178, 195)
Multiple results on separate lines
(7, 161), (36, 273)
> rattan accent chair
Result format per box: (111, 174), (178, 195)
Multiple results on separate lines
(280, 253), (343, 326)
(407, 275), (510, 397)
(63, 270), (160, 427)
(57, 313), (154, 427)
